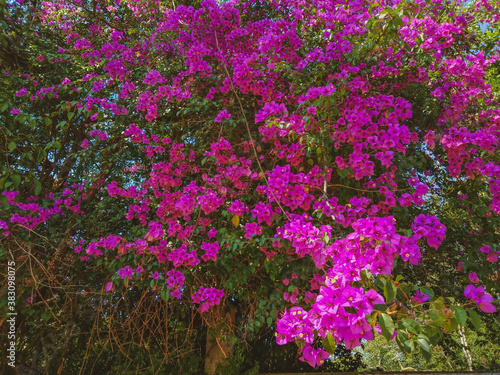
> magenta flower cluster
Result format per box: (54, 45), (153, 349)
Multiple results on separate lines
(191, 287), (225, 313)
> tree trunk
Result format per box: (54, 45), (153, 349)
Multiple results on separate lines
(204, 303), (236, 375)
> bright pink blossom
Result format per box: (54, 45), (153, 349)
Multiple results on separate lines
(464, 284), (497, 313)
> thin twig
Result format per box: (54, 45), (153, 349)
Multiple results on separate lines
(394, 298), (424, 324)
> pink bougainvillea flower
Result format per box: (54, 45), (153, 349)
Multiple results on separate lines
(117, 266), (133, 279)
(16, 88), (28, 97)
(464, 284), (497, 313)
(192, 287), (224, 313)
(214, 109), (231, 123)
(299, 346), (329, 368)
(412, 290), (430, 303)
(486, 252), (498, 263)
(479, 245), (490, 253)
(468, 272), (480, 284)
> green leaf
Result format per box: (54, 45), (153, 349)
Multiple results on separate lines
(295, 338), (305, 350)
(467, 309), (482, 330)
(402, 319), (420, 335)
(443, 317), (459, 333)
(34, 180), (42, 195)
(417, 338), (431, 361)
(394, 15), (404, 28)
(431, 296), (445, 310)
(373, 304), (387, 311)
(344, 307), (357, 314)
(379, 313), (395, 341)
(403, 339), (415, 353)
(160, 288), (170, 302)
(374, 277), (386, 289)
(12, 174), (21, 187)
(0, 102), (9, 113)
(322, 331), (336, 354)
(8, 141), (16, 151)
(417, 337), (430, 350)
(384, 280), (397, 303)
(395, 331), (404, 352)
(453, 306), (467, 325)
(420, 286), (434, 300)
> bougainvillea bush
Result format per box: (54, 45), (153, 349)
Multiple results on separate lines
(1, 0), (500, 371)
